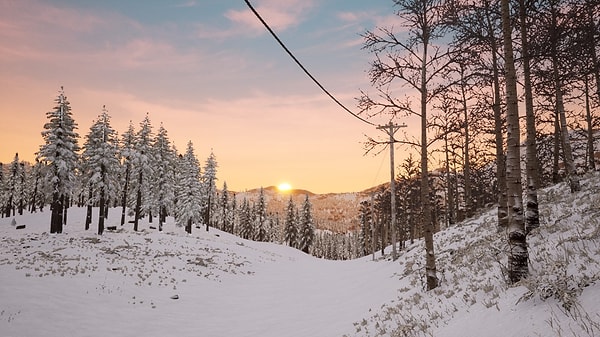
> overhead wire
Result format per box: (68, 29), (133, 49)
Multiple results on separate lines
(243, 0), (376, 127)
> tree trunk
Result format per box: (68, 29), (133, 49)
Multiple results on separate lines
(206, 189), (212, 232)
(553, 113), (561, 183)
(5, 195), (12, 218)
(134, 170), (143, 232)
(445, 134), (455, 227)
(553, 55), (580, 193)
(120, 162), (130, 226)
(550, 4), (580, 193)
(584, 75), (596, 171)
(587, 4), (600, 102)
(18, 167), (24, 215)
(518, 0), (540, 234)
(98, 187), (105, 235)
(371, 196), (376, 259)
(380, 214), (386, 256)
(502, 0), (528, 284)
(98, 165), (106, 235)
(62, 195), (68, 228)
(50, 191), (62, 234)
(159, 205), (165, 232)
(85, 184), (92, 231)
(30, 172), (39, 213)
(421, 32), (438, 291)
(460, 64), (472, 219)
(186, 218), (192, 234)
(488, 9), (508, 230)
(486, 2), (508, 231)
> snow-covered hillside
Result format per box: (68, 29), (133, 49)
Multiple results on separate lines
(1, 172), (600, 337)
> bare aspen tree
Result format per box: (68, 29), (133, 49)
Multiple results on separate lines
(450, 0), (508, 229)
(549, 1), (581, 193)
(501, 0), (528, 283)
(518, 0), (541, 232)
(359, 0), (452, 290)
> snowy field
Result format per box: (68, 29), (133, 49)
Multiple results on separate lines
(0, 208), (400, 337)
(2, 172), (600, 337)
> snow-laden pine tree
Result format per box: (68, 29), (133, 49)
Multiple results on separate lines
(230, 192), (237, 234)
(202, 150), (218, 231)
(217, 181), (227, 231)
(152, 124), (177, 231)
(239, 198), (254, 240)
(175, 141), (202, 234)
(298, 194), (315, 254)
(267, 213), (278, 243)
(37, 87), (80, 234)
(29, 159), (45, 213)
(284, 196), (298, 248)
(17, 162), (27, 216)
(81, 106), (120, 235)
(254, 187), (268, 242)
(219, 182), (235, 233)
(130, 114), (154, 231)
(4, 153), (22, 217)
(119, 121), (136, 226)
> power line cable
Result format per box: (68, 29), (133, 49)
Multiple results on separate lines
(243, 0), (375, 126)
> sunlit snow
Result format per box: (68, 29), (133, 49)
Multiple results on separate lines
(1, 172), (600, 337)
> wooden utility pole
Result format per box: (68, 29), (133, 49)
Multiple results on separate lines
(377, 121), (406, 260)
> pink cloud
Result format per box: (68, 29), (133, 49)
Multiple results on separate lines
(0, 1), (141, 62)
(225, 0), (315, 33)
(174, 1), (197, 8)
(336, 11), (361, 23)
(116, 38), (193, 69)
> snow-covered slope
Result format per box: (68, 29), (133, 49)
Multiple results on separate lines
(0, 208), (398, 337)
(352, 171), (600, 337)
(1, 172), (600, 337)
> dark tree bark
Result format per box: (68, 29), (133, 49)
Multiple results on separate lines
(50, 191), (63, 234)
(120, 162), (130, 226)
(134, 170), (143, 232)
(185, 218), (192, 235)
(552, 113), (561, 184)
(584, 75), (596, 171)
(98, 165), (106, 235)
(62, 195), (69, 227)
(85, 184), (92, 231)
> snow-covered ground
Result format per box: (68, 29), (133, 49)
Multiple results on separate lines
(1, 172), (600, 337)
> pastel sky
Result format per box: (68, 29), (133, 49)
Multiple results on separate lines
(0, 0), (410, 194)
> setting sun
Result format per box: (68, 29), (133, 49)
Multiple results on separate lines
(277, 182), (292, 192)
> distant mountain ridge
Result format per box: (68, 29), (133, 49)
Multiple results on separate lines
(233, 186), (370, 233)
(247, 186), (316, 197)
